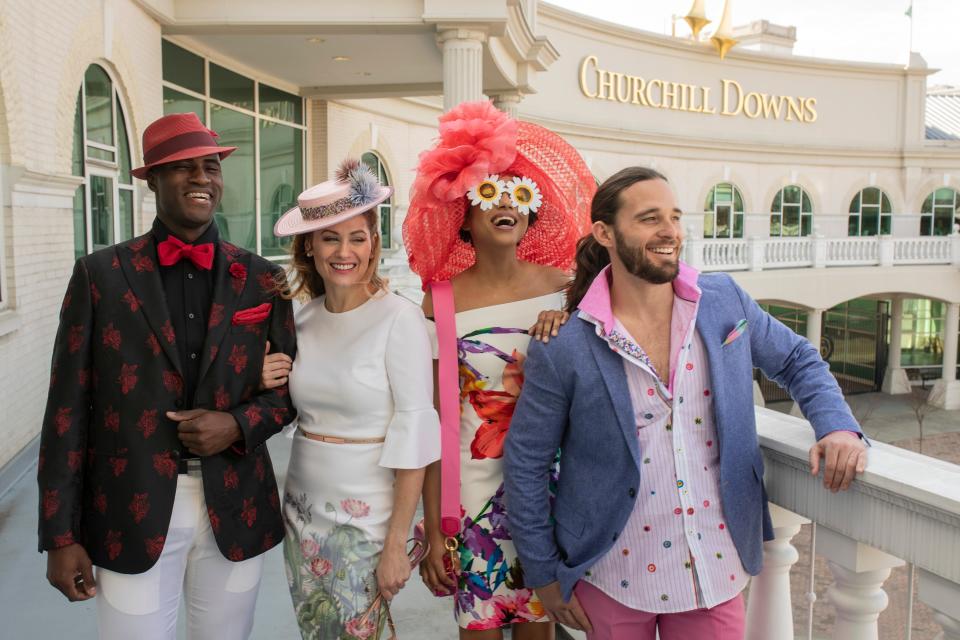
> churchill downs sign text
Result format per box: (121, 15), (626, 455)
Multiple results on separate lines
(578, 55), (818, 123)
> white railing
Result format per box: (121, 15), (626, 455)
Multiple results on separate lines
(747, 408), (960, 640)
(765, 237), (813, 268)
(895, 236), (953, 264)
(826, 236), (879, 265)
(702, 239), (750, 270)
(684, 232), (960, 273)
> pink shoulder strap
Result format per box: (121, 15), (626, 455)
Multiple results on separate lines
(430, 280), (461, 538)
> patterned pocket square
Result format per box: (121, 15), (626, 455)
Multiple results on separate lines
(722, 319), (748, 346)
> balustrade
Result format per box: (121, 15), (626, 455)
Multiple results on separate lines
(689, 226), (959, 272)
(749, 408), (960, 640)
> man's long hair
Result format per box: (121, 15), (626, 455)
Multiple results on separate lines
(564, 167), (668, 313)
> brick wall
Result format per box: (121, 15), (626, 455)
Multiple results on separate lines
(0, 0), (162, 469)
(308, 99), (328, 185)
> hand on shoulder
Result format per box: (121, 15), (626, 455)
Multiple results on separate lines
(529, 309), (570, 343)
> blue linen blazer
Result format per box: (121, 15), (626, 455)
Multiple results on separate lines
(503, 272), (861, 602)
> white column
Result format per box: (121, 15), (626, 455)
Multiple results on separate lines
(491, 91), (522, 118)
(828, 564), (893, 640)
(683, 225), (704, 271)
(951, 226), (960, 267)
(878, 234), (895, 266)
(437, 28), (486, 112)
(812, 225), (828, 268)
(745, 505), (809, 640)
(818, 527), (904, 640)
(792, 309), (824, 418)
(747, 236), (765, 271)
(807, 308), (823, 348)
(918, 570), (960, 640)
(930, 302), (960, 410)
(882, 296), (911, 394)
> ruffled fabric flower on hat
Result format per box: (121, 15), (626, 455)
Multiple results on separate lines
(412, 101), (518, 208)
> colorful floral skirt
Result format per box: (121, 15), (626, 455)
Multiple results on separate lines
(454, 468), (555, 629)
(283, 432), (393, 640)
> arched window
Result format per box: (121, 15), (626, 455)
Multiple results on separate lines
(72, 64), (135, 258)
(161, 39), (305, 257)
(704, 183), (744, 239)
(847, 187), (892, 236)
(361, 152), (392, 249)
(770, 185), (813, 237)
(920, 188), (959, 236)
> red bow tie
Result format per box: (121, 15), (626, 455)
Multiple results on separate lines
(157, 236), (215, 270)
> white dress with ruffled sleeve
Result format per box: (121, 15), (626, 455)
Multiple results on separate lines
(282, 291), (440, 639)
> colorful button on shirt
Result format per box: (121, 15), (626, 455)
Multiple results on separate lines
(578, 264), (749, 614)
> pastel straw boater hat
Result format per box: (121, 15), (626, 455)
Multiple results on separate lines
(131, 112), (237, 179)
(274, 159), (394, 236)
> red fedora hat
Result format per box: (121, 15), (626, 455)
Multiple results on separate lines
(131, 112), (237, 179)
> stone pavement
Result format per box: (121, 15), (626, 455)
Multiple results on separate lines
(0, 430), (460, 639)
(1, 391), (956, 639)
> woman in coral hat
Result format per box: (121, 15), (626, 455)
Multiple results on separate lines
(265, 159), (440, 639)
(405, 101), (596, 638)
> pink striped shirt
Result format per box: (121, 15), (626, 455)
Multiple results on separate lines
(578, 264), (748, 613)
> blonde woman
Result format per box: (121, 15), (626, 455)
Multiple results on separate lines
(265, 159), (440, 639)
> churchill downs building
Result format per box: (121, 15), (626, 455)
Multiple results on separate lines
(0, 2), (959, 635)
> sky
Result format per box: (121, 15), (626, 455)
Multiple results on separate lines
(546, 0), (960, 87)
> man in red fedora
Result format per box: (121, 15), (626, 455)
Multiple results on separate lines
(37, 112), (297, 639)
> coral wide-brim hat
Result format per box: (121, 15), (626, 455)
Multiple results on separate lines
(131, 112), (237, 179)
(403, 101), (596, 287)
(274, 159), (393, 237)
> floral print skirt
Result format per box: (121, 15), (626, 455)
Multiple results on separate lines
(283, 432), (393, 640)
(455, 449), (560, 629)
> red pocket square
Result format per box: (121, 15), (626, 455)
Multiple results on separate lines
(232, 303), (272, 326)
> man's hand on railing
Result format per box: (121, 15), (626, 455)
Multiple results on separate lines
(808, 431), (868, 493)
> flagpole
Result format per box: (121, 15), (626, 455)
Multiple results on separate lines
(907, 1), (914, 54)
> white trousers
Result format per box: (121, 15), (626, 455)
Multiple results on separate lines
(96, 474), (265, 640)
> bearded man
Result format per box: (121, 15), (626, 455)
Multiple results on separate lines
(503, 167), (867, 640)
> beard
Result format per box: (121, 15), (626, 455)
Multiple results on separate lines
(613, 227), (680, 285)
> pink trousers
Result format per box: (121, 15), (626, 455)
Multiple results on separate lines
(575, 580), (745, 640)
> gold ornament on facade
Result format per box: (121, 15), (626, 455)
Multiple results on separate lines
(710, 0), (739, 59)
(683, 0), (711, 41)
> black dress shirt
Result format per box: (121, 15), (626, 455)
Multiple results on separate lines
(153, 217), (217, 416)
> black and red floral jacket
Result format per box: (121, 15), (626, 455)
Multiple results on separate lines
(37, 231), (296, 574)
